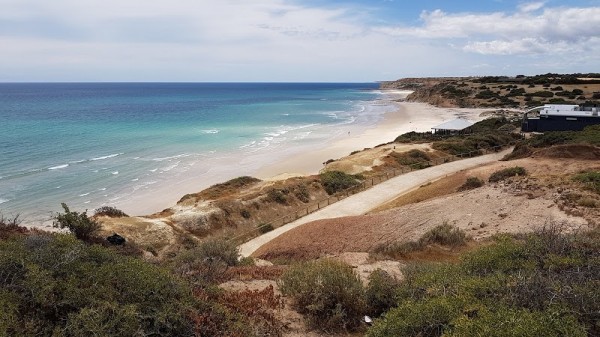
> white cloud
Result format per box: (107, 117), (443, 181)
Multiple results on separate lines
(0, 0), (598, 80)
(376, 6), (600, 55)
(518, 1), (546, 12)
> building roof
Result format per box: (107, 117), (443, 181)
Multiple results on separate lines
(432, 118), (474, 131)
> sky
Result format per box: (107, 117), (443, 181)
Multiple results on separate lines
(1, 0), (599, 82)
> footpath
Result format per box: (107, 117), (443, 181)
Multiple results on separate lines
(239, 148), (512, 257)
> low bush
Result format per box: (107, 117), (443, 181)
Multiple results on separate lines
(94, 205), (128, 218)
(294, 184), (310, 203)
(219, 286), (285, 336)
(503, 142), (533, 160)
(488, 166), (527, 182)
(240, 209), (251, 219)
(394, 149), (431, 169)
(320, 171), (362, 195)
(458, 177), (484, 191)
(420, 223), (468, 247)
(267, 189), (287, 204)
(573, 171), (600, 194)
(526, 90), (554, 97)
(172, 237), (239, 284)
(53, 203), (101, 242)
(526, 125), (600, 148)
(577, 197), (598, 208)
(188, 176), (261, 201)
(394, 131), (438, 143)
(373, 224), (468, 258)
(279, 259), (366, 332)
(257, 223), (274, 234)
(366, 269), (400, 317)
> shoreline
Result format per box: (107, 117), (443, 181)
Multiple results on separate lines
(115, 97), (492, 218)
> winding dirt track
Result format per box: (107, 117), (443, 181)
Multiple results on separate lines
(238, 148), (512, 257)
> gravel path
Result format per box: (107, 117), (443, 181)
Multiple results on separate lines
(239, 148), (513, 257)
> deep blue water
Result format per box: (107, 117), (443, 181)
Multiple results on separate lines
(0, 82), (386, 224)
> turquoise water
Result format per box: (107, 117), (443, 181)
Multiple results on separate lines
(0, 83), (388, 224)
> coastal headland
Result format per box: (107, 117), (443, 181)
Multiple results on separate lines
(4, 74), (599, 337)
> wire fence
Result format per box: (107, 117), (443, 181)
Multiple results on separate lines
(229, 142), (516, 245)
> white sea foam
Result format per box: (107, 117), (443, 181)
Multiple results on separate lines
(48, 164), (69, 170)
(98, 188), (106, 191)
(91, 153), (122, 161)
(161, 161), (180, 172)
(111, 171), (119, 175)
(240, 141), (256, 149)
(131, 178), (139, 181)
(79, 192), (90, 197)
(0, 198), (9, 204)
(152, 154), (190, 162)
(149, 168), (158, 173)
(201, 129), (220, 134)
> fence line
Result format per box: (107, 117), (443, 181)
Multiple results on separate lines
(229, 142), (515, 245)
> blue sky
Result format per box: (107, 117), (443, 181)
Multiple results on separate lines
(1, 0), (599, 81)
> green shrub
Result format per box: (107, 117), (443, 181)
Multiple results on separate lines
(267, 188), (287, 204)
(578, 197), (598, 208)
(366, 297), (466, 337)
(294, 184), (310, 203)
(94, 206), (128, 218)
(573, 171), (600, 194)
(367, 227), (598, 337)
(373, 240), (423, 258)
(526, 90), (554, 97)
(0, 234), (197, 336)
(366, 269), (400, 317)
(394, 149), (431, 169)
(394, 131), (437, 143)
(320, 171), (361, 195)
(488, 166), (527, 182)
(257, 223), (274, 234)
(279, 259), (366, 332)
(458, 177), (484, 191)
(447, 306), (586, 337)
(420, 223), (468, 247)
(373, 224), (468, 258)
(53, 203), (101, 241)
(172, 237), (239, 284)
(240, 209), (251, 219)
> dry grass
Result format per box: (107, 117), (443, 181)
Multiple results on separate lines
(371, 172), (468, 212)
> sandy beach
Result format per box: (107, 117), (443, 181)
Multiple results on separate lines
(254, 101), (491, 179)
(115, 94), (493, 217)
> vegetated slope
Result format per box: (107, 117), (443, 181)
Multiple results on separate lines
(254, 156), (597, 261)
(381, 73), (600, 108)
(366, 226), (599, 337)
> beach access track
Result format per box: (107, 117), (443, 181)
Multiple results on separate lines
(239, 148), (513, 257)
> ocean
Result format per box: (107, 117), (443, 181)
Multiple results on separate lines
(0, 82), (395, 225)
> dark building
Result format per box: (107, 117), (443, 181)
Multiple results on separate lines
(521, 104), (600, 132)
